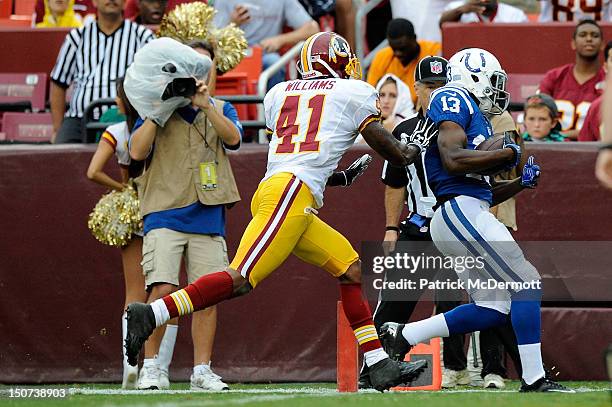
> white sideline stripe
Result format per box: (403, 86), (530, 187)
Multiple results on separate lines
(101, 394), (339, 407)
(67, 386), (609, 396)
(68, 387), (339, 395)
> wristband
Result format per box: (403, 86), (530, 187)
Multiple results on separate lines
(599, 143), (612, 151)
(385, 226), (400, 232)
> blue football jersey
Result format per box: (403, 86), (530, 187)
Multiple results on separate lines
(425, 86), (494, 204)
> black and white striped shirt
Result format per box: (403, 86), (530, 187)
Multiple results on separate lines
(381, 112), (437, 218)
(51, 20), (154, 118)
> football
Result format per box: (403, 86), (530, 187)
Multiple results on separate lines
(475, 133), (509, 176)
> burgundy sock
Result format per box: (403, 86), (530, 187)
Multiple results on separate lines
(162, 271), (234, 318)
(340, 283), (383, 353)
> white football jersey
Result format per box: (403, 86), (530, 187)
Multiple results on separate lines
(101, 122), (131, 166)
(539, 0), (612, 21)
(263, 78), (380, 208)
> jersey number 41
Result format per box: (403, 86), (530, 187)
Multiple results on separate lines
(275, 94), (326, 154)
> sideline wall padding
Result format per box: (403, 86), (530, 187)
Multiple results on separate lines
(0, 143), (610, 383)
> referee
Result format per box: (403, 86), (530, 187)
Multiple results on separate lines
(50, 0), (154, 143)
(361, 56), (472, 388)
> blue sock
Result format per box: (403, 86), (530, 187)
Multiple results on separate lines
(443, 303), (508, 335)
(510, 289), (542, 345)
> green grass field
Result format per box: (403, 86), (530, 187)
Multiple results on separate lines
(1, 382), (610, 407)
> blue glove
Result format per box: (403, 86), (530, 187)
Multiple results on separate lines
(520, 156), (541, 188)
(503, 131), (521, 170)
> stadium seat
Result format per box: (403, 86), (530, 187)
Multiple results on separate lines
(14, 0), (36, 15)
(0, 15), (33, 27)
(504, 73), (544, 103)
(0, 72), (47, 111)
(215, 71), (249, 121)
(0, 0), (12, 18)
(231, 47), (262, 120)
(1, 111), (53, 142)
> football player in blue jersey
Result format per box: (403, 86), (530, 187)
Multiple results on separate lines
(380, 48), (574, 393)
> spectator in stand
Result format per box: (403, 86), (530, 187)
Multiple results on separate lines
(124, 0), (195, 21)
(522, 94), (565, 142)
(50, 0), (154, 143)
(366, 18), (441, 105)
(36, 0), (83, 27)
(377, 74), (414, 132)
(538, 19), (605, 140)
(440, 0), (528, 25)
(213, 0), (319, 90)
(390, 0), (452, 43)
(298, 0), (355, 49)
(539, 0), (611, 22)
(35, 0), (95, 24)
(580, 41), (612, 141)
(133, 0), (168, 24)
(595, 74), (612, 188)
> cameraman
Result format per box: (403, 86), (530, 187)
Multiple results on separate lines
(129, 44), (241, 391)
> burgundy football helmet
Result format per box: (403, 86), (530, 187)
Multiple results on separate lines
(297, 32), (362, 80)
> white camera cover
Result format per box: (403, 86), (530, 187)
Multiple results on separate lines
(124, 37), (212, 127)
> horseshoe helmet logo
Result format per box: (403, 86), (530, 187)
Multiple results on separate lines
(463, 52), (487, 73)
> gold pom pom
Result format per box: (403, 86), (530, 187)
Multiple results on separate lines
(87, 185), (142, 247)
(158, 2), (215, 44)
(211, 24), (248, 74)
(158, 2), (247, 73)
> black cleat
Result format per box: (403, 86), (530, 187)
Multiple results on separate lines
(125, 303), (156, 366)
(358, 364), (372, 389)
(519, 377), (575, 393)
(368, 358), (427, 392)
(379, 322), (412, 361)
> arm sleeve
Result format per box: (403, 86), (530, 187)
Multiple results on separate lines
(50, 31), (79, 87)
(263, 86), (278, 133)
(284, 0), (315, 29)
(538, 70), (555, 95)
(213, 1), (232, 27)
(578, 103), (598, 141)
(350, 82), (382, 132)
(222, 102), (243, 150)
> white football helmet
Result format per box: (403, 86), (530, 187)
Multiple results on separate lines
(447, 48), (509, 115)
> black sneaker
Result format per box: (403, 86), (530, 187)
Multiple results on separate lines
(125, 303), (156, 366)
(379, 322), (412, 361)
(519, 377), (575, 393)
(368, 358), (427, 392)
(358, 364), (372, 389)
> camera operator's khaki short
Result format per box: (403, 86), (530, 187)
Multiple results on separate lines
(142, 228), (229, 289)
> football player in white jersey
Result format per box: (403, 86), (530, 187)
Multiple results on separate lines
(125, 31), (427, 391)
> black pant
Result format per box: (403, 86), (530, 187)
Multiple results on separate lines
(372, 221), (520, 376)
(372, 220), (468, 370)
(55, 117), (83, 143)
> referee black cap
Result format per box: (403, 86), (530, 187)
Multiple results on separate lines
(415, 56), (448, 84)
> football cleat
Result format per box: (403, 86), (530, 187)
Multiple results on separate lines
(519, 377), (575, 393)
(125, 303), (156, 366)
(358, 364), (372, 389)
(483, 373), (505, 389)
(368, 357), (427, 392)
(379, 322), (412, 361)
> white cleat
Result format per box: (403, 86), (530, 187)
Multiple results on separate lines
(159, 368), (170, 390)
(441, 368), (471, 388)
(122, 364), (138, 390)
(138, 364), (161, 390)
(190, 364), (229, 391)
(483, 373), (505, 389)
